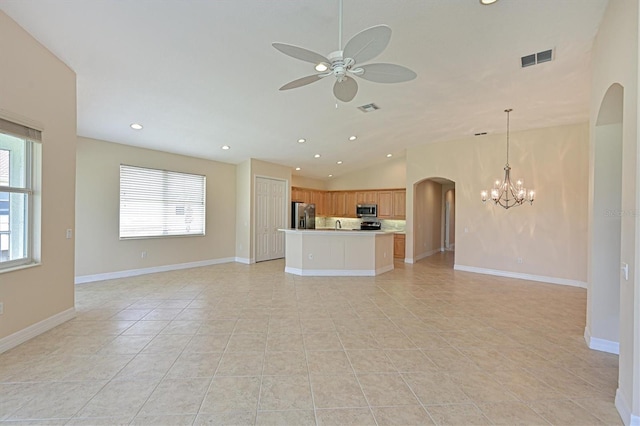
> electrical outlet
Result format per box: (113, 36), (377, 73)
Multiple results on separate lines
(0, 302), (4, 315)
(66, 229), (72, 239)
(517, 257), (523, 264)
(141, 251), (147, 259)
(308, 253), (313, 260)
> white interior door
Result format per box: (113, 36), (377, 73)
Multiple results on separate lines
(255, 177), (286, 262)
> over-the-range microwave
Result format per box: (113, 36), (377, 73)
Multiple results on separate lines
(356, 204), (377, 218)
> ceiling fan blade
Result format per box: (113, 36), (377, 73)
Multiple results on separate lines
(333, 76), (358, 102)
(272, 43), (329, 65)
(279, 74), (324, 91)
(356, 63), (417, 83)
(343, 25), (391, 64)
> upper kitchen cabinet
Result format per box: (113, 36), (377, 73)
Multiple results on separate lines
(344, 192), (357, 217)
(332, 191), (346, 217)
(393, 190), (406, 219)
(311, 190), (325, 216)
(356, 191), (378, 205)
(377, 191), (393, 218)
(291, 187), (310, 203)
(378, 189), (406, 219)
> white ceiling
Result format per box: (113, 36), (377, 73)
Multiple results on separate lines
(0, 0), (608, 180)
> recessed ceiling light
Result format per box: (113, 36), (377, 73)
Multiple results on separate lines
(130, 123), (143, 130)
(328, 174), (333, 177)
(349, 135), (357, 141)
(336, 161), (343, 165)
(297, 138), (306, 143)
(221, 145), (230, 150)
(315, 63), (329, 72)
(314, 154), (321, 158)
(295, 167), (301, 171)
(386, 154), (393, 158)
(480, 0), (498, 4)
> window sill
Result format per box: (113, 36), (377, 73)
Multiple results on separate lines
(0, 261), (41, 275)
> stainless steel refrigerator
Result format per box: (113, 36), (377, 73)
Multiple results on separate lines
(291, 202), (316, 229)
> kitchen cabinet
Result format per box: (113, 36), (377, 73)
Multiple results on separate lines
(356, 191), (377, 205)
(393, 190), (406, 219)
(377, 191), (393, 218)
(332, 191), (346, 217)
(291, 187), (309, 203)
(344, 192), (357, 217)
(324, 191), (334, 216)
(394, 234), (405, 259)
(311, 190), (325, 216)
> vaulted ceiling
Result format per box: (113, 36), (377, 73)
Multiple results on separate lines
(0, 0), (608, 179)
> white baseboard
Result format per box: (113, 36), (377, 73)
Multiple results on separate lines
(584, 327), (620, 354)
(616, 388), (640, 426)
(0, 307), (76, 354)
(284, 266), (391, 277)
(453, 264), (587, 288)
(75, 257), (236, 284)
(234, 257), (251, 264)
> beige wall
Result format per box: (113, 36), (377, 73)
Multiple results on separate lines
(291, 175), (326, 190)
(413, 180), (443, 259)
(0, 12), (77, 340)
(406, 122), (589, 283)
(325, 155), (406, 190)
(589, 0), (639, 421)
(75, 137), (237, 278)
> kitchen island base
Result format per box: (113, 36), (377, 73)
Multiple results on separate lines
(280, 229), (394, 276)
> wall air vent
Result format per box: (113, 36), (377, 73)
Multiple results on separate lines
(521, 48), (554, 68)
(358, 103), (380, 113)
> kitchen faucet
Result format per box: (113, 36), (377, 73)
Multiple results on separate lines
(335, 220), (342, 230)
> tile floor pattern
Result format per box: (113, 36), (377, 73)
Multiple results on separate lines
(0, 253), (623, 425)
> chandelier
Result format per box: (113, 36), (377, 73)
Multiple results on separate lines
(481, 109), (535, 209)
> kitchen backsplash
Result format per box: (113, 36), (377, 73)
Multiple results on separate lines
(316, 217), (406, 233)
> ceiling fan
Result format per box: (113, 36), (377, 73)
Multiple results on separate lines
(272, 0), (417, 102)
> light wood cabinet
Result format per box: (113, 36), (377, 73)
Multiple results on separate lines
(311, 190), (325, 216)
(394, 234), (405, 259)
(393, 190), (406, 219)
(324, 192), (333, 216)
(291, 187), (310, 203)
(344, 191), (357, 217)
(377, 191), (393, 218)
(356, 191), (377, 205)
(332, 191), (346, 217)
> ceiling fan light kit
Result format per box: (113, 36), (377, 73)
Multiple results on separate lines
(272, 0), (416, 102)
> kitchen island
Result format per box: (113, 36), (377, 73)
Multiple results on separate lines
(279, 229), (394, 276)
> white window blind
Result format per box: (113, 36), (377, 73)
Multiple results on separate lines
(119, 165), (206, 239)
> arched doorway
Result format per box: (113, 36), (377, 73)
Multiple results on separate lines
(586, 83), (623, 354)
(413, 177), (455, 265)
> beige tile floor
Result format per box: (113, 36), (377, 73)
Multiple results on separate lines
(0, 253), (623, 425)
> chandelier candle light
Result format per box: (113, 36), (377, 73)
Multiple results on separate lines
(481, 109), (535, 209)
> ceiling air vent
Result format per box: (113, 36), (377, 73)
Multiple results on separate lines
(521, 48), (554, 68)
(358, 103), (380, 113)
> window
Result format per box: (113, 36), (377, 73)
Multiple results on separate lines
(0, 117), (41, 270)
(119, 164), (206, 239)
